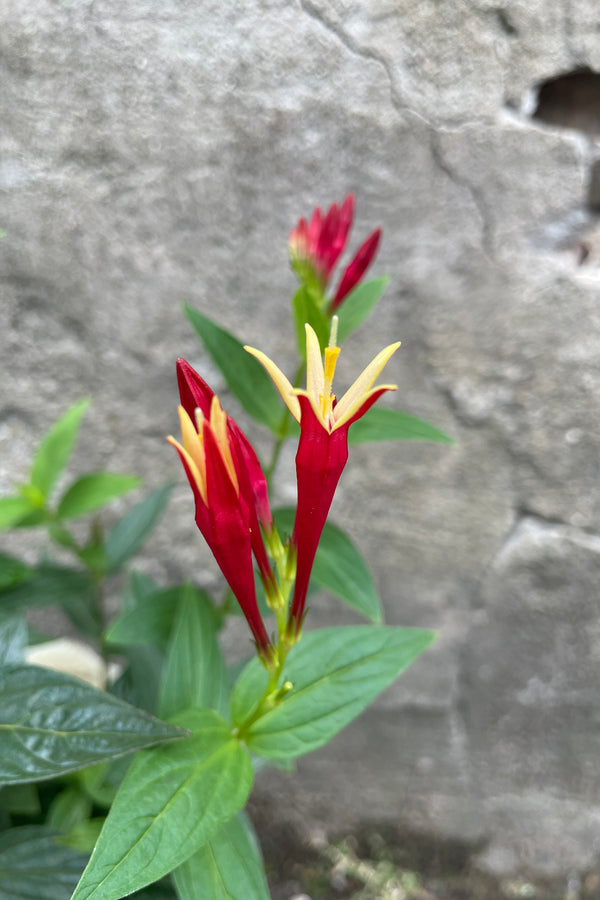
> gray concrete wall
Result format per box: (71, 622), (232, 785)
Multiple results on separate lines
(2, 0), (600, 879)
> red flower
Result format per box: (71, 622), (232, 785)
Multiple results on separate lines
(289, 195), (381, 311)
(246, 321), (400, 640)
(168, 360), (275, 665)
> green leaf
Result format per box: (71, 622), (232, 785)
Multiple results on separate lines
(105, 586), (182, 653)
(292, 286), (330, 356)
(0, 826), (88, 899)
(46, 786), (92, 835)
(173, 814), (269, 900)
(0, 664), (187, 784)
(184, 305), (283, 432)
(0, 552), (31, 589)
(56, 472), (141, 520)
(274, 509), (382, 623)
(29, 399), (90, 501)
(71, 708), (253, 900)
(0, 562), (94, 613)
(159, 585), (228, 719)
(335, 276), (390, 343)
(0, 495), (37, 531)
(124, 570), (160, 609)
(233, 626), (435, 759)
(348, 407), (454, 445)
(108, 645), (163, 715)
(61, 817), (105, 855)
(104, 483), (173, 573)
(0, 613), (28, 663)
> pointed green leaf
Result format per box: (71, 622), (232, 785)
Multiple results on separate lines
(159, 585), (227, 719)
(173, 814), (269, 900)
(0, 826), (88, 899)
(0, 495), (37, 531)
(0, 612), (28, 663)
(348, 407), (454, 445)
(29, 399), (90, 501)
(105, 586), (182, 652)
(56, 472), (141, 520)
(335, 276), (390, 343)
(234, 626), (435, 759)
(0, 664), (187, 784)
(104, 483), (173, 573)
(71, 709), (253, 900)
(274, 509), (382, 623)
(184, 305), (283, 432)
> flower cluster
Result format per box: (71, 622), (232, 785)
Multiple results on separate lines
(169, 200), (399, 668)
(289, 194), (381, 313)
(167, 360), (277, 666)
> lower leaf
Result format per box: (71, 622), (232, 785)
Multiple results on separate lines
(0, 825), (87, 900)
(173, 814), (269, 900)
(71, 709), (253, 900)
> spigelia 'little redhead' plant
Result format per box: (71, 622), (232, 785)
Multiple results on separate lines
(0, 196), (453, 900)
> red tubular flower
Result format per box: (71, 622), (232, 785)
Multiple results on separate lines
(168, 360), (275, 665)
(329, 227), (382, 312)
(289, 195), (381, 312)
(246, 320), (400, 641)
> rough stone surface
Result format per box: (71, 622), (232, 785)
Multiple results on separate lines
(2, 0), (600, 879)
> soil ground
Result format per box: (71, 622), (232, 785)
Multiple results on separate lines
(251, 813), (600, 900)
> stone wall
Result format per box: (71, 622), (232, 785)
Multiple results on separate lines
(2, 0), (600, 879)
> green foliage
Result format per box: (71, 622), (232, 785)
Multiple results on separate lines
(0, 826), (88, 900)
(349, 406), (454, 445)
(104, 483), (173, 573)
(292, 285), (330, 355)
(56, 472), (141, 519)
(0, 613), (27, 663)
(173, 814), (270, 900)
(335, 276), (390, 342)
(0, 495), (37, 531)
(232, 626), (435, 758)
(71, 709), (253, 900)
(29, 399), (90, 502)
(184, 304), (284, 432)
(159, 584), (228, 719)
(0, 665), (187, 784)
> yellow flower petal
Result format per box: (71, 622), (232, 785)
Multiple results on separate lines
(305, 324), (325, 409)
(244, 345), (301, 422)
(166, 434), (207, 505)
(332, 342), (401, 428)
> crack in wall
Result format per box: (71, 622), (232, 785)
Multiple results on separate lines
(299, 0), (409, 121)
(428, 131), (495, 260)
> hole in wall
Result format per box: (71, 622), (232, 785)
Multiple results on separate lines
(532, 68), (600, 136)
(527, 69), (600, 264)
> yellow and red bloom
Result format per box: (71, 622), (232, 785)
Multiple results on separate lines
(246, 321), (400, 640)
(168, 360), (276, 665)
(289, 194), (381, 312)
